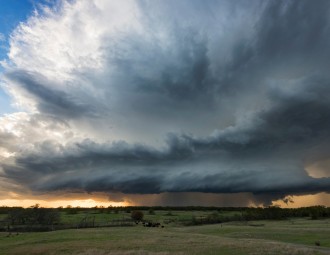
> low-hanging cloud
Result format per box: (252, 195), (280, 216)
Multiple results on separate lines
(1, 0), (330, 206)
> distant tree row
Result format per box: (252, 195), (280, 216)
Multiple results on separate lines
(3, 204), (60, 228)
(185, 206), (330, 225)
(1, 205), (330, 218)
(0, 205), (330, 230)
(242, 206), (330, 220)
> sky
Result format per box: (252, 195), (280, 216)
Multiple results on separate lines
(0, 0), (330, 208)
(0, 0), (33, 114)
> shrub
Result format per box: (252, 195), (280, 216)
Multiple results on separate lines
(131, 210), (144, 221)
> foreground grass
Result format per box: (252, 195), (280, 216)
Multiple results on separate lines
(0, 219), (329, 255)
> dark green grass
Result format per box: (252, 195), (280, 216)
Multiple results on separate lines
(0, 218), (329, 255)
(59, 210), (223, 226)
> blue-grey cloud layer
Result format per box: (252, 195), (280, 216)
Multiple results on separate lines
(1, 0), (330, 205)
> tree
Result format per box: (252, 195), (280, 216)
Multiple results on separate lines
(131, 210), (144, 221)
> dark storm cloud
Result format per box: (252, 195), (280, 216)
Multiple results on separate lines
(203, 76), (330, 158)
(2, 0), (330, 205)
(216, 0), (330, 97)
(104, 26), (217, 124)
(5, 71), (100, 118)
(256, 0), (330, 61)
(4, 74), (330, 203)
(4, 74), (330, 198)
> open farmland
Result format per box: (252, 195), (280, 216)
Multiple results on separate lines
(0, 217), (329, 255)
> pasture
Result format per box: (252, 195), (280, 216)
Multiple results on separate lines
(0, 216), (329, 255)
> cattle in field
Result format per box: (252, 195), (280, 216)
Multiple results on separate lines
(142, 221), (161, 227)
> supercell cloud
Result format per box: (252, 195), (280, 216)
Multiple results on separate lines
(1, 0), (330, 206)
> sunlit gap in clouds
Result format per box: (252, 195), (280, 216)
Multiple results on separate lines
(305, 159), (330, 178)
(1, 192), (330, 208)
(0, 192), (127, 208)
(0, 199), (126, 208)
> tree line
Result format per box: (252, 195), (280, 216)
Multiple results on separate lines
(0, 205), (329, 231)
(0, 204), (60, 231)
(186, 206), (330, 226)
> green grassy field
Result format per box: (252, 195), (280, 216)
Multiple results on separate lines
(0, 210), (194, 226)
(55, 210), (232, 226)
(0, 218), (329, 255)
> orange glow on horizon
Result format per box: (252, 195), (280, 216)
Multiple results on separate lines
(0, 199), (128, 208)
(0, 192), (329, 208)
(272, 192), (330, 208)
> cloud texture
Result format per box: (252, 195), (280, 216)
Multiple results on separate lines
(1, 0), (330, 206)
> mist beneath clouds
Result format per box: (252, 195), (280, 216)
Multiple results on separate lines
(1, 0), (330, 206)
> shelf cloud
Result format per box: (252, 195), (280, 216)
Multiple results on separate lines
(1, 0), (330, 206)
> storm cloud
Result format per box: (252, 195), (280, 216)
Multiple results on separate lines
(1, 0), (330, 206)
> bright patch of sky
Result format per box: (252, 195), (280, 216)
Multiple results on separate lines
(0, 0), (55, 115)
(0, 0), (35, 59)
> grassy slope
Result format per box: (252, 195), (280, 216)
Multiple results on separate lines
(0, 219), (329, 255)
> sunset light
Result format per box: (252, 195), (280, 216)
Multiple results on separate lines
(1, 1), (330, 254)
(0, 0), (330, 217)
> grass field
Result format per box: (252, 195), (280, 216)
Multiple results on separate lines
(59, 209), (242, 225)
(22, 210), (238, 227)
(0, 218), (329, 255)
